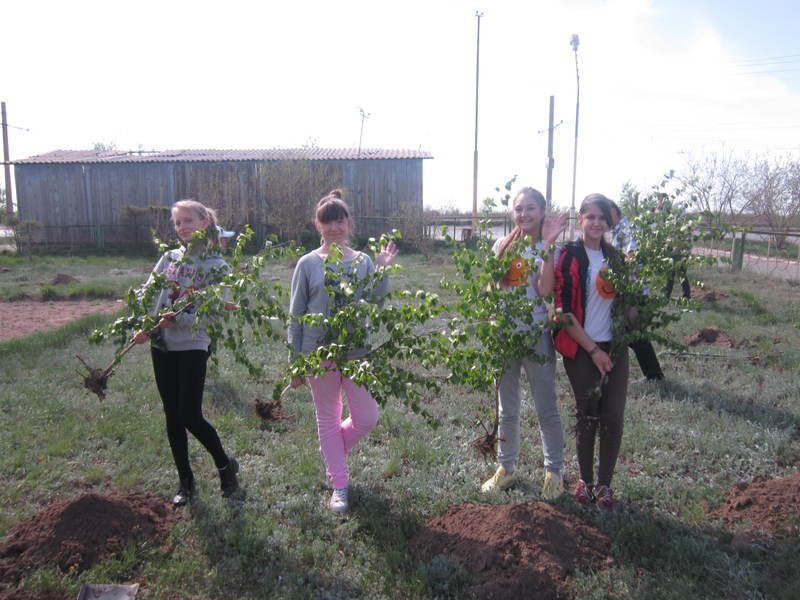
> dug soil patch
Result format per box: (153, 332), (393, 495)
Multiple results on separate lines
(0, 492), (179, 586)
(692, 285), (729, 302)
(711, 472), (800, 543)
(409, 501), (613, 599)
(0, 300), (122, 342)
(684, 326), (736, 348)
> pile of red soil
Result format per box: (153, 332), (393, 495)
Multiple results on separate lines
(0, 492), (179, 587)
(711, 473), (800, 543)
(693, 286), (729, 302)
(409, 501), (613, 599)
(684, 326), (736, 348)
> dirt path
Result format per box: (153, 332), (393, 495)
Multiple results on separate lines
(0, 299), (123, 342)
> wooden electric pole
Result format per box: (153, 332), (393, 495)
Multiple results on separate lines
(545, 95), (555, 209)
(1, 102), (13, 215)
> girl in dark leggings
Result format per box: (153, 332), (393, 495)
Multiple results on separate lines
(134, 199), (239, 506)
(554, 194), (635, 511)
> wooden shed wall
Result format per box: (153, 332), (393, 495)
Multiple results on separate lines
(15, 158), (424, 246)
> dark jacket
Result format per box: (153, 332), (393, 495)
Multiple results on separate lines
(553, 240), (618, 359)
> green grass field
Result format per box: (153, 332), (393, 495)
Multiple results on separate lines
(1, 252), (799, 599)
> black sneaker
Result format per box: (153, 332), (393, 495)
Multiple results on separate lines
(219, 456), (240, 497)
(173, 476), (195, 507)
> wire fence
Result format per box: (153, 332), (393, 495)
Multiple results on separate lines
(694, 228), (800, 281)
(7, 217), (800, 282)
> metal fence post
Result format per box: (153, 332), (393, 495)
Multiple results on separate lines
(731, 230), (745, 272)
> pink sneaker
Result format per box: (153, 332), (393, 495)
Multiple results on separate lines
(573, 479), (594, 505)
(594, 484), (615, 511)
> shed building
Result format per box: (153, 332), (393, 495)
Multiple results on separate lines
(14, 147), (431, 248)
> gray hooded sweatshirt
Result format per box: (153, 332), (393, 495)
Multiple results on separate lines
(141, 247), (230, 352)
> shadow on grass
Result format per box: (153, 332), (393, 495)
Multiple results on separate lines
(578, 498), (800, 599)
(188, 495), (361, 599)
(204, 377), (245, 413)
(368, 484), (800, 599)
(350, 483), (470, 598)
(655, 378), (799, 431)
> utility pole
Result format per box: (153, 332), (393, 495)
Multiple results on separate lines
(471, 11), (483, 233)
(357, 107), (370, 156)
(1, 102), (13, 215)
(545, 95), (555, 209)
(569, 34), (580, 239)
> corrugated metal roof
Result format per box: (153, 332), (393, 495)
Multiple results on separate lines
(16, 148), (433, 164)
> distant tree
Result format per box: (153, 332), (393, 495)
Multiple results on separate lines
(392, 203), (434, 257)
(745, 156), (800, 250)
(11, 216), (40, 257)
(618, 180), (643, 217)
(264, 160), (340, 244)
(92, 141), (118, 152)
(675, 151), (751, 231)
(118, 205), (172, 249)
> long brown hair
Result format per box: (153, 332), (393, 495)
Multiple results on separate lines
(496, 187), (546, 258)
(579, 193), (615, 255)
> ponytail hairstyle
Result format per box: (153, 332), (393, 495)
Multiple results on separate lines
(579, 193), (615, 255)
(172, 199), (219, 246)
(496, 186), (547, 258)
(315, 188), (353, 228)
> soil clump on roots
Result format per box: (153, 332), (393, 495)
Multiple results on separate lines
(409, 501), (613, 599)
(0, 492), (179, 589)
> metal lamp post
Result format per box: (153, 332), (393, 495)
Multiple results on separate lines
(471, 11), (484, 235)
(569, 34), (580, 239)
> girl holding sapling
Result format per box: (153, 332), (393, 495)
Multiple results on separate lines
(287, 189), (398, 514)
(133, 199), (239, 507)
(481, 187), (568, 499)
(554, 193), (634, 511)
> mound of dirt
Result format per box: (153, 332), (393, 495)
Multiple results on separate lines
(0, 492), (179, 586)
(409, 501), (613, 599)
(50, 273), (79, 285)
(684, 326), (736, 348)
(693, 286), (728, 302)
(711, 473), (800, 543)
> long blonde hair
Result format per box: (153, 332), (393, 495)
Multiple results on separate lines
(171, 199), (220, 245)
(496, 187), (546, 258)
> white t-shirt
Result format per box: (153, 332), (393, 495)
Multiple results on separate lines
(583, 247), (614, 342)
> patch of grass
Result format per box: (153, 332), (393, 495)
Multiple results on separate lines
(0, 254), (148, 301)
(40, 281), (119, 300)
(0, 252), (798, 598)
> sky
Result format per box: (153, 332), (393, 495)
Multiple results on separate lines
(2, 0), (800, 213)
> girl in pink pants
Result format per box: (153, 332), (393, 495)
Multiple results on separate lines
(287, 189), (398, 513)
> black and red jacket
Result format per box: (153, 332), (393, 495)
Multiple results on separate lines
(553, 240), (618, 359)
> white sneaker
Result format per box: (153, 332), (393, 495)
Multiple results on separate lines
(329, 488), (349, 513)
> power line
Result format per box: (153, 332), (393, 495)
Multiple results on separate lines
(735, 66), (800, 76)
(727, 53), (800, 65)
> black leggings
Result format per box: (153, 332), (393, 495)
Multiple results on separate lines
(151, 348), (228, 480)
(563, 343), (629, 487)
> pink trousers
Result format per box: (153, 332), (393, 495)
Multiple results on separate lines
(308, 367), (380, 489)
